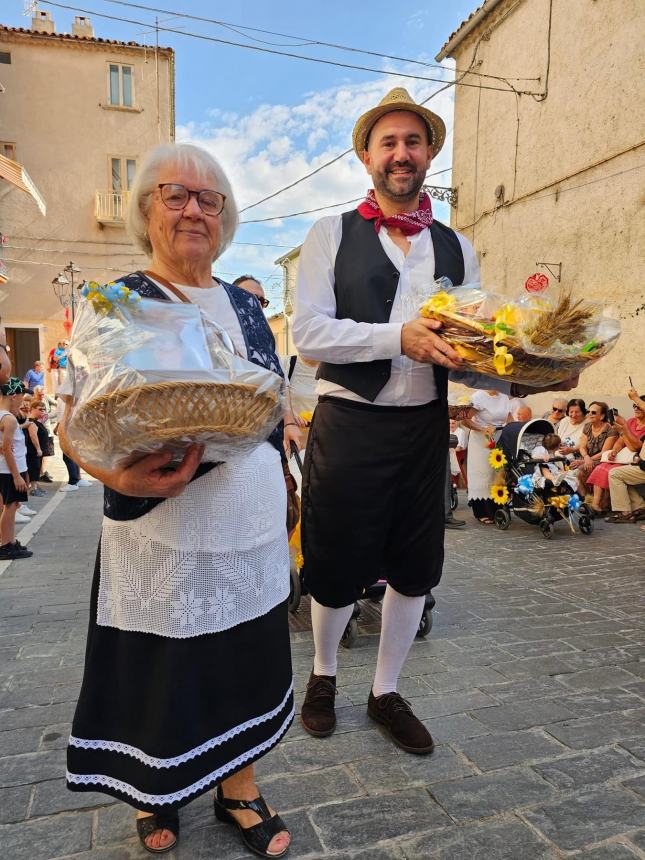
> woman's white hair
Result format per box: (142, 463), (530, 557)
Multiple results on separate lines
(126, 142), (239, 259)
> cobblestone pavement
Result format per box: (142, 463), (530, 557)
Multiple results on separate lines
(1, 481), (645, 860)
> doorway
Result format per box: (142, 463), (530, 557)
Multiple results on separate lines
(5, 327), (41, 381)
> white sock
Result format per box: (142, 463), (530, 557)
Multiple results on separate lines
(372, 586), (426, 697)
(311, 597), (354, 678)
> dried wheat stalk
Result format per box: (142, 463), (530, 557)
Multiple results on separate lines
(526, 289), (595, 348)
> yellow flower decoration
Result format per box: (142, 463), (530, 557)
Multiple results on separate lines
(490, 483), (509, 505)
(489, 448), (507, 469)
(419, 291), (456, 318)
(295, 552), (304, 569)
(493, 303), (519, 329)
(299, 410), (313, 425)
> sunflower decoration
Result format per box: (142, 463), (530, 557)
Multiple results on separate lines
(490, 483), (509, 505)
(299, 410), (313, 426)
(489, 447), (507, 469)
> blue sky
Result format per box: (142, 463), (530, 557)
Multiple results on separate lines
(4, 0), (478, 303)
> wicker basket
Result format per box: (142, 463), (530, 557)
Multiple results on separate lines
(431, 309), (615, 386)
(73, 379), (279, 450)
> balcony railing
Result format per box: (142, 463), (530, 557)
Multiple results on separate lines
(95, 190), (131, 224)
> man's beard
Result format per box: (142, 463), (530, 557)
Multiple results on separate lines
(372, 161), (427, 203)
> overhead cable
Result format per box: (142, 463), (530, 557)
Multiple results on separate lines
(101, 0), (541, 83)
(42, 1), (539, 96)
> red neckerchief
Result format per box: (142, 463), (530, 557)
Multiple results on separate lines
(357, 189), (433, 236)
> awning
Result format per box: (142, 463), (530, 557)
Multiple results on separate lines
(0, 153), (46, 216)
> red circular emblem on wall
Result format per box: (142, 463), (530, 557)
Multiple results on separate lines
(524, 273), (549, 293)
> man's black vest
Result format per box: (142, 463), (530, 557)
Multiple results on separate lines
(317, 211), (465, 403)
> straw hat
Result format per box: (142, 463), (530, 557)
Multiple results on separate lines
(352, 87), (446, 159)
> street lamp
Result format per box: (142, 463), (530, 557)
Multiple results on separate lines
(52, 261), (81, 330)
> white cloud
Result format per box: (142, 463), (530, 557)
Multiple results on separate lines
(177, 63), (457, 297)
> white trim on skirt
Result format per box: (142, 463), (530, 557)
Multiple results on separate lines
(68, 682), (293, 769)
(67, 704), (294, 807)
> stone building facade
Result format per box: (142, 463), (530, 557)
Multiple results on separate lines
(436, 0), (644, 401)
(0, 10), (174, 384)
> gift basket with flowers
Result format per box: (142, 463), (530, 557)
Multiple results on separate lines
(418, 278), (620, 387)
(64, 281), (284, 469)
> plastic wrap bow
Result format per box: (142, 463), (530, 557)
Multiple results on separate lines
(516, 474), (535, 496)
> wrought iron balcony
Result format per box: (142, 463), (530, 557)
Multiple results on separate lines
(95, 190), (131, 225)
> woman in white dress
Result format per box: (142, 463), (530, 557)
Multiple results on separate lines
(462, 390), (513, 523)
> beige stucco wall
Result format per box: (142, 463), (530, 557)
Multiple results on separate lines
(0, 24), (174, 388)
(445, 0), (645, 403)
(269, 312), (295, 357)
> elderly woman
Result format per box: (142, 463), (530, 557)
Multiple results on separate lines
(556, 398), (587, 458)
(572, 401), (618, 499)
(60, 144), (293, 858)
(461, 390), (513, 523)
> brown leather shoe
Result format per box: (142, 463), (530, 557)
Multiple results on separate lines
(367, 690), (434, 755)
(300, 672), (337, 737)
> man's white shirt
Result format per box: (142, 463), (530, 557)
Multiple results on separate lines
(292, 214), (510, 406)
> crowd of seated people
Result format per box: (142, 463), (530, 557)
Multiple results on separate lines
(453, 388), (645, 529)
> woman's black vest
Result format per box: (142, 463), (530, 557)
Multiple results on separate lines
(102, 272), (284, 522)
(317, 211), (465, 403)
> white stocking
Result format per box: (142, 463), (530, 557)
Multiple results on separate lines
(372, 586), (426, 697)
(311, 597), (354, 678)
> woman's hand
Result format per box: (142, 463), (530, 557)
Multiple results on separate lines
(284, 422), (304, 455)
(607, 449), (617, 461)
(614, 413), (626, 428)
(584, 455), (593, 469)
(559, 445), (576, 455)
(113, 444), (204, 498)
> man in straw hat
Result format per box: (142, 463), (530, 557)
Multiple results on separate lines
(292, 88), (575, 755)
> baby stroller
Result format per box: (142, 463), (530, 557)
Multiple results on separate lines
(287, 445), (434, 646)
(494, 419), (594, 539)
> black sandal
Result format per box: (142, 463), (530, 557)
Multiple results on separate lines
(136, 810), (179, 855)
(214, 785), (290, 859)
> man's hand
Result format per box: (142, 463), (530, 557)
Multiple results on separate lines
(13, 475), (28, 493)
(401, 318), (463, 369)
(114, 444), (204, 499)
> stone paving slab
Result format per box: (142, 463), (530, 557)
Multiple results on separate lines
(0, 484), (644, 858)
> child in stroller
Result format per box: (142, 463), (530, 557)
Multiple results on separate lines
(495, 419), (594, 539)
(532, 433), (579, 496)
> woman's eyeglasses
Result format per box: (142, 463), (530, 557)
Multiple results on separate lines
(551, 407), (565, 413)
(158, 183), (226, 217)
(588, 410), (599, 415)
(258, 297), (270, 309)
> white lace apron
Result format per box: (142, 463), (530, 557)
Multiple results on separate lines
(98, 442), (289, 638)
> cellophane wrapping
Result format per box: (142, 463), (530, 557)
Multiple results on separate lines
(65, 291), (285, 469)
(416, 280), (620, 387)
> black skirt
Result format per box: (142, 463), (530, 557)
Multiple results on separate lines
(67, 550), (294, 812)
